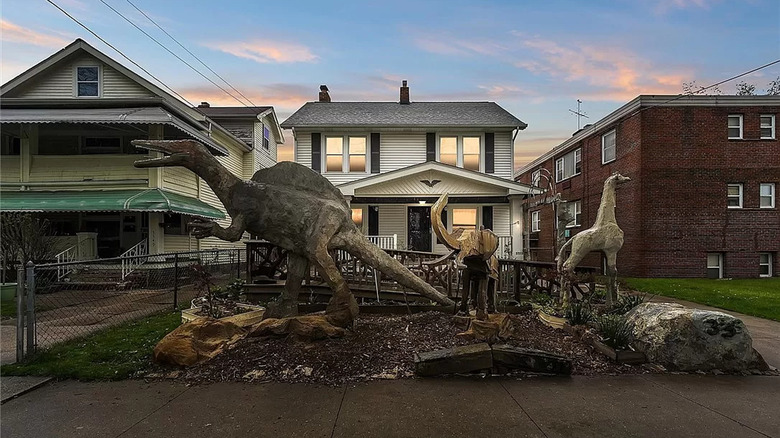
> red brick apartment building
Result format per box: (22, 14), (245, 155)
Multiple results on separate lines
(515, 95), (779, 278)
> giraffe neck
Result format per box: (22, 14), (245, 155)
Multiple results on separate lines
(594, 181), (617, 227)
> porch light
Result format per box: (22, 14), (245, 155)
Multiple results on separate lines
(418, 200), (426, 205)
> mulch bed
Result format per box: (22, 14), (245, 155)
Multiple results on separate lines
(174, 310), (646, 385)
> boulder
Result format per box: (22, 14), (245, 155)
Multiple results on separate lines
(153, 317), (246, 367)
(414, 343), (493, 376)
(248, 314), (346, 341)
(625, 303), (766, 372)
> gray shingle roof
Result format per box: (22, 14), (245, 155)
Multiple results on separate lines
(195, 106), (272, 118)
(280, 102), (527, 129)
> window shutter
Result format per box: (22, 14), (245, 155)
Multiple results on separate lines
(485, 133), (495, 173)
(368, 206), (379, 235)
(311, 133), (321, 173)
(370, 133), (381, 173)
(426, 132), (436, 162)
(482, 206), (493, 230)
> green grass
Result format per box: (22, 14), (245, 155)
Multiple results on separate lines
(1, 301), (16, 318)
(621, 277), (780, 322)
(1, 311), (181, 380)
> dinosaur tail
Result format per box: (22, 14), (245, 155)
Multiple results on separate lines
(556, 237), (574, 272)
(339, 230), (455, 307)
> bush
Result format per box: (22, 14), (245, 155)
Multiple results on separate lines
(531, 292), (552, 306)
(598, 314), (632, 350)
(564, 301), (593, 325)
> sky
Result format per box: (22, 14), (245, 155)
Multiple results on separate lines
(2, 0), (779, 169)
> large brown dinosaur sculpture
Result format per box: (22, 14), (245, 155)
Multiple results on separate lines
(132, 140), (455, 328)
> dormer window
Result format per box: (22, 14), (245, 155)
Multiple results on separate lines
(76, 66), (99, 97)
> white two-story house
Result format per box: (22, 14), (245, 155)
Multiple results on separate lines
(0, 39), (283, 259)
(281, 82), (535, 258)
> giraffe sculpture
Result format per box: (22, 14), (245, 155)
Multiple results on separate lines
(556, 173), (631, 307)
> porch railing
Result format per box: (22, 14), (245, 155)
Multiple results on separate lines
(55, 246), (77, 280)
(366, 234), (398, 250)
(120, 238), (148, 281)
(497, 236), (513, 259)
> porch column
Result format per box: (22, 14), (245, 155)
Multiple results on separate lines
(147, 213), (165, 255)
(509, 195), (524, 260)
(343, 195), (352, 207)
(20, 123), (37, 184)
(147, 125), (164, 188)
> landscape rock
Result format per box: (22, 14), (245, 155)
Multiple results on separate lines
(491, 344), (572, 375)
(154, 317), (246, 367)
(248, 314), (347, 341)
(220, 309), (266, 328)
(625, 303), (766, 372)
(414, 343), (493, 376)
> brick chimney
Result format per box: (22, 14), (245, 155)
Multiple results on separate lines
(399, 80), (410, 105)
(318, 85), (331, 102)
(198, 101), (210, 108)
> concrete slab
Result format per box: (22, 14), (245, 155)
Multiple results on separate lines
(502, 375), (770, 438)
(646, 374), (780, 438)
(1, 376), (51, 404)
(334, 378), (545, 438)
(0, 380), (189, 438)
(128, 382), (343, 438)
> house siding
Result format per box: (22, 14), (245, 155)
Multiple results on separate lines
(29, 155), (147, 182)
(377, 204), (407, 249)
(1, 157), (20, 182)
(254, 119), (277, 172)
(162, 167), (198, 197)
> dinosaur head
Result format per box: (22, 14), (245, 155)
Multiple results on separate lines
(132, 139), (214, 169)
(608, 172), (631, 186)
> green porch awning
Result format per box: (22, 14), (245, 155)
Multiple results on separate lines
(0, 189), (225, 219)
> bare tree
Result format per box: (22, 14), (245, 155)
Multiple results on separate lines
(735, 81), (756, 96)
(766, 77), (780, 95)
(1, 214), (58, 282)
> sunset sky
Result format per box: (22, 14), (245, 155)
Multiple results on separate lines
(2, 0), (778, 168)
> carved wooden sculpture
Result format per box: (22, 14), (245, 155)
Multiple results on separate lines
(431, 194), (499, 320)
(132, 140), (455, 328)
(556, 173), (630, 307)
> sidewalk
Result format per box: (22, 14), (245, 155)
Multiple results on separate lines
(2, 376), (778, 438)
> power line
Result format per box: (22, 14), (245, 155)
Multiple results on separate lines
(46, 0), (196, 107)
(99, 0), (251, 107)
(125, 0), (259, 108)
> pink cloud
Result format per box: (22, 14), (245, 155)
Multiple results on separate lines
(0, 20), (72, 48)
(206, 40), (317, 64)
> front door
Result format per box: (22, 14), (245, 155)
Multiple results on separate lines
(407, 206), (431, 252)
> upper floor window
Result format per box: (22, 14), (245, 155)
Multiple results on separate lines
(561, 200), (582, 228)
(760, 183), (775, 208)
(728, 115), (743, 139)
(531, 210), (540, 232)
(262, 126), (270, 149)
(602, 130), (616, 164)
(1, 133), (20, 155)
(438, 135), (481, 171)
(727, 183), (743, 208)
(555, 148), (581, 182)
(531, 169), (541, 187)
(325, 136), (367, 173)
(760, 115), (775, 139)
(76, 66), (99, 97)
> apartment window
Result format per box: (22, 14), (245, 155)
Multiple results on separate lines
(727, 184), (743, 208)
(348, 137), (366, 172)
(531, 210), (540, 232)
(262, 126), (270, 149)
(439, 136), (458, 166)
(760, 115), (775, 139)
(325, 136), (367, 172)
(351, 208), (364, 230)
(555, 148), (581, 182)
(760, 183), (775, 208)
(759, 253), (773, 277)
(728, 115), (743, 139)
(531, 169), (541, 187)
(602, 130), (616, 164)
(76, 66), (99, 97)
(561, 200), (582, 228)
(707, 253), (723, 279)
(462, 136), (480, 171)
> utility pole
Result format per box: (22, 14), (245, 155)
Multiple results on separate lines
(568, 99), (589, 130)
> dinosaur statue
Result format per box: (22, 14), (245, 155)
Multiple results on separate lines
(556, 173), (631, 307)
(431, 194), (499, 320)
(132, 140), (455, 328)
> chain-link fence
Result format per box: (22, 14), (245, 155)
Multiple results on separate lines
(13, 248), (244, 361)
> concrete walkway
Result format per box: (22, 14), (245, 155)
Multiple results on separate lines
(1, 376), (778, 438)
(650, 296), (780, 368)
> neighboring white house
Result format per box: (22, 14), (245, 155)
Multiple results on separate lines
(0, 39), (283, 259)
(281, 82), (536, 258)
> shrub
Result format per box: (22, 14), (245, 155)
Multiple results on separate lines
(565, 301), (593, 325)
(598, 314), (632, 350)
(611, 294), (647, 315)
(531, 291), (553, 306)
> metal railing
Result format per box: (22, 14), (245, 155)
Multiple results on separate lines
(120, 238), (148, 281)
(366, 234), (398, 250)
(54, 246), (77, 281)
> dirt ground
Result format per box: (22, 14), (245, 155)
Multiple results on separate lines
(174, 310), (645, 385)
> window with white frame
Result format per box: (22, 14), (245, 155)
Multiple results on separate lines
(728, 115), (743, 139)
(462, 137), (480, 171)
(76, 66), (99, 97)
(561, 200), (582, 228)
(760, 183), (775, 208)
(262, 126), (270, 149)
(325, 136), (367, 172)
(438, 135), (481, 170)
(439, 136), (457, 166)
(760, 115), (775, 139)
(452, 208), (478, 234)
(602, 130), (616, 164)
(707, 253), (723, 279)
(531, 169), (541, 187)
(531, 210), (540, 232)
(759, 253), (773, 277)
(555, 148), (581, 182)
(727, 183), (743, 208)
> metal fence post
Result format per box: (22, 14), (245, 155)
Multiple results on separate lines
(15, 265), (25, 362)
(173, 253), (179, 310)
(25, 261), (36, 354)
(237, 249), (242, 280)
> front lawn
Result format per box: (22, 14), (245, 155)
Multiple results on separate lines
(621, 277), (780, 322)
(1, 311), (180, 380)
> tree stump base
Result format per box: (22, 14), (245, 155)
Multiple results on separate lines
(249, 314), (347, 342)
(455, 313), (513, 343)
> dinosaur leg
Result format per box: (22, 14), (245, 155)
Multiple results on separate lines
(476, 277), (488, 321)
(487, 277), (497, 313)
(457, 269), (471, 315)
(312, 247), (359, 328)
(264, 253), (307, 319)
(189, 215), (246, 241)
(605, 251), (618, 307)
